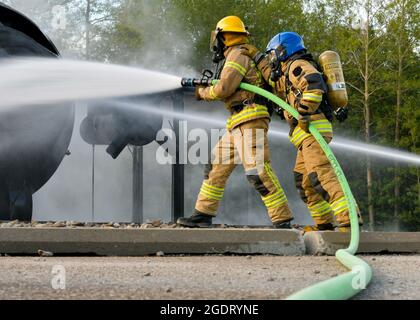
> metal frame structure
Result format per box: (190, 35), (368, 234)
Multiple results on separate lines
(132, 146), (143, 223)
(171, 91), (185, 222)
(130, 90), (186, 224)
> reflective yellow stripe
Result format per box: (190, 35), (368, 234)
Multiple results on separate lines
(266, 197), (287, 209)
(262, 191), (286, 203)
(262, 189), (287, 208)
(265, 195), (287, 208)
(330, 196), (349, 215)
(311, 212), (331, 218)
(229, 106), (268, 121)
(225, 61), (247, 76)
(309, 200), (332, 217)
(202, 182), (224, 193)
(317, 126), (333, 131)
(227, 61), (247, 74)
(310, 209), (332, 217)
(262, 190), (283, 202)
(290, 128), (309, 143)
(264, 162), (282, 192)
(290, 128), (311, 146)
(226, 61), (247, 75)
(331, 196), (346, 208)
(227, 111), (269, 129)
(209, 86), (219, 100)
(309, 200), (330, 211)
(200, 189), (223, 201)
(333, 207), (348, 215)
(332, 204), (348, 215)
(226, 105), (270, 129)
(289, 120), (333, 148)
(292, 136), (308, 148)
(200, 182), (224, 201)
(314, 120), (331, 124)
(302, 92), (323, 103)
(201, 188), (223, 198)
(262, 162), (288, 209)
(313, 121), (332, 127)
(264, 162), (285, 196)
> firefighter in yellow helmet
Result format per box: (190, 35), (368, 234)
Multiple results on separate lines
(243, 32), (362, 232)
(177, 16), (294, 228)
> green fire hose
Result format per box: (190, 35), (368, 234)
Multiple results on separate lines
(212, 80), (373, 300)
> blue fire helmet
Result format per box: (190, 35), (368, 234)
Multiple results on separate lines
(266, 32), (306, 62)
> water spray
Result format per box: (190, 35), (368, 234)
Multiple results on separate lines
(0, 58), (181, 110)
(1, 58), (418, 165)
(180, 78), (419, 166)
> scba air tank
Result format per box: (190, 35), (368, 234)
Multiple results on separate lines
(318, 51), (348, 109)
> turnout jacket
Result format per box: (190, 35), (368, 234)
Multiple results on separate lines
(257, 55), (333, 148)
(198, 44), (270, 130)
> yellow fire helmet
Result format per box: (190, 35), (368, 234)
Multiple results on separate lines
(210, 16), (249, 50)
(216, 16), (248, 34)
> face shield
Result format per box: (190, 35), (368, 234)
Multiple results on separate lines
(267, 45), (286, 82)
(210, 30), (217, 51)
(267, 45), (286, 67)
(210, 29), (226, 63)
(210, 29), (225, 51)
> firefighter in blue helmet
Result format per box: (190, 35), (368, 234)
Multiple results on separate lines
(244, 32), (362, 232)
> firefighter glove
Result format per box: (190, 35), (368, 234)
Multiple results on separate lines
(335, 107), (349, 122)
(195, 86), (204, 101)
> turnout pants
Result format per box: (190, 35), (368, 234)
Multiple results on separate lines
(195, 118), (293, 224)
(293, 135), (351, 227)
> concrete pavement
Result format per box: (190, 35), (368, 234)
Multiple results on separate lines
(0, 227), (305, 256)
(304, 231), (420, 255)
(1, 225), (420, 256)
(0, 255), (418, 300)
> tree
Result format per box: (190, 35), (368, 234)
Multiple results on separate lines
(343, 0), (388, 229)
(384, 0), (419, 227)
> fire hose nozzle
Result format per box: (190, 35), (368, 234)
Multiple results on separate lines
(181, 78), (211, 88)
(181, 78), (196, 87)
(182, 70), (214, 88)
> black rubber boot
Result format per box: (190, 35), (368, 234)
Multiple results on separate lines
(177, 212), (213, 228)
(337, 215), (364, 232)
(317, 223), (335, 231)
(273, 220), (292, 229)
